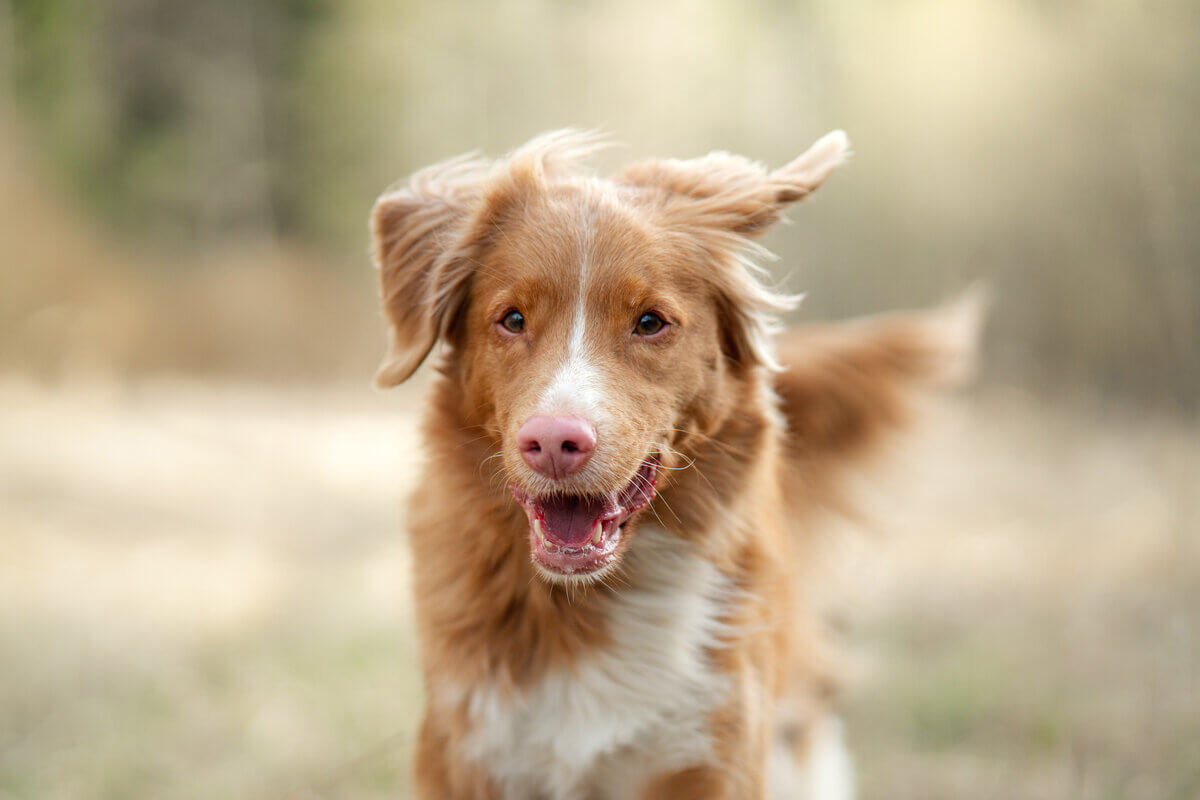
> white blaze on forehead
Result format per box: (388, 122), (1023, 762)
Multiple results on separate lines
(536, 209), (607, 422)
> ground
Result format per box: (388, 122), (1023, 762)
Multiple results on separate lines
(1, 378), (1196, 799)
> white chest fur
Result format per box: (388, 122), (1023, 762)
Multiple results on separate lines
(454, 528), (734, 800)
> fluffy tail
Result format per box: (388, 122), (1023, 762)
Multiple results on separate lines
(774, 286), (987, 517)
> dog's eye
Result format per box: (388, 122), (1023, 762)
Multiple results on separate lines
(500, 309), (526, 334)
(634, 312), (666, 337)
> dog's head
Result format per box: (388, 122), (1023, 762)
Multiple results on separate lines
(371, 130), (848, 583)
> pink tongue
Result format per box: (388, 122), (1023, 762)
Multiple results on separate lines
(539, 494), (617, 545)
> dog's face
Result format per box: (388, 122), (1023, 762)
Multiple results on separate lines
(461, 193), (726, 581)
(372, 131), (847, 582)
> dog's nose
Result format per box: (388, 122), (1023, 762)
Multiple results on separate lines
(518, 415), (597, 478)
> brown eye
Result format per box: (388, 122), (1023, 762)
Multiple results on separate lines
(500, 309), (525, 334)
(634, 312), (666, 336)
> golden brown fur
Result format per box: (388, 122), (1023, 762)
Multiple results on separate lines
(369, 130), (980, 799)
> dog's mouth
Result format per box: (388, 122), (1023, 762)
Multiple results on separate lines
(509, 460), (659, 578)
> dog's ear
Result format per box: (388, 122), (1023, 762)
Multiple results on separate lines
(616, 130), (849, 237)
(371, 157), (487, 388)
(616, 131), (848, 372)
(372, 132), (608, 387)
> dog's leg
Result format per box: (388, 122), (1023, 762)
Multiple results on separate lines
(640, 764), (744, 800)
(767, 715), (855, 800)
(638, 669), (774, 800)
(413, 713), (502, 800)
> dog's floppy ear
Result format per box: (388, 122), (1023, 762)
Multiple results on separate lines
(616, 130), (849, 237)
(371, 156), (487, 388)
(373, 131), (608, 387)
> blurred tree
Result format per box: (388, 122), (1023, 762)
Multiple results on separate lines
(9, 0), (335, 244)
(2, 0), (1196, 410)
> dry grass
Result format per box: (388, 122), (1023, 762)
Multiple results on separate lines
(0, 378), (1196, 799)
(835, 392), (1200, 799)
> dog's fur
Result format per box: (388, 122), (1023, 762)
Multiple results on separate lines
(371, 130), (980, 799)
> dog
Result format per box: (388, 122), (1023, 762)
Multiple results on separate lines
(370, 130), (980, 799)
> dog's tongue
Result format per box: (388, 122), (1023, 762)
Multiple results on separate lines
(539, 493), (618, 545)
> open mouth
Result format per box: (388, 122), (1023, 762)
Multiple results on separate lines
(510, 460), (659, 578)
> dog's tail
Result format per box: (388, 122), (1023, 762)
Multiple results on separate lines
(774, 286), (987, 519)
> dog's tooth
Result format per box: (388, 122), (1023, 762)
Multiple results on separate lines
(591, 521), (603, 545)
(533, 518), (546, 544)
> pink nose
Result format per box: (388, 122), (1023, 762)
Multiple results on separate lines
(518, 415), (597, 478)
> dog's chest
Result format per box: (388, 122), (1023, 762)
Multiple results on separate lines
(457, 529), (733, 800)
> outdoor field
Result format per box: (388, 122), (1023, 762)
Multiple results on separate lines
(2, 379), (1196, 799)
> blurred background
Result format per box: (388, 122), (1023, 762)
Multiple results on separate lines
(1, 1), (1197, 798)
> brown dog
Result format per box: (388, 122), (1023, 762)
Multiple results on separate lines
(371, 130), (979, 799)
